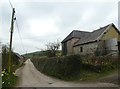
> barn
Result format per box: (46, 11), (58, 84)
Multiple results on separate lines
(61, 23), (120, 56)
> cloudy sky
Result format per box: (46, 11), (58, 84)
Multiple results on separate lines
(1, 0), (119, 54)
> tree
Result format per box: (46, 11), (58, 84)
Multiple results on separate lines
(46, 40), (60, 57)
(2, 44), (19, 71)
(2, 44), (10, 70)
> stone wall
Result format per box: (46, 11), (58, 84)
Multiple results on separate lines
(73, 42), (98, 55)
(64, 38), (79, 55)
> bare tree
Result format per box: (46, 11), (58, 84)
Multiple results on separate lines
(46, 40), (60, 57)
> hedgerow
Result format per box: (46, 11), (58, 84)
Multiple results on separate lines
(31, 55), (82, 80)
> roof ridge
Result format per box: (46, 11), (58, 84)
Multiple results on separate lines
(92, 24), (110, 32)
(73, 30), (90, 33)
(96, 23), (113, 40)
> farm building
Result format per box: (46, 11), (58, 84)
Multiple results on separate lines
(61, 23), (120, 56)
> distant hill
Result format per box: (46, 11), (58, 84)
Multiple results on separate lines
(23, 50), (62, 58)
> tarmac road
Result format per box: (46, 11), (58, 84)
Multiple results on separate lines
(15, 59), (118, 88)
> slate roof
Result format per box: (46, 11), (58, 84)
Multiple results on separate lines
(61, 23), (119, 46)
(74, 23), (120, 46)
(73, 24), (110, 46)
(61, 30), (90, 43)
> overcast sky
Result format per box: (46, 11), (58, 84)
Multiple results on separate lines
(1, 0), (119, 54)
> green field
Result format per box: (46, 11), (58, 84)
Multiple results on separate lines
(23, 50), (62, 58)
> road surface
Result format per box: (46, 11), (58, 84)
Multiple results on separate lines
(15, 59), (118, 87)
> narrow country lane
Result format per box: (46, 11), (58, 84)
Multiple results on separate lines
(15, 59), (118, 87)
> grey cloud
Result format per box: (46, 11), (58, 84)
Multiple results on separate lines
(1, 1), (118, 54)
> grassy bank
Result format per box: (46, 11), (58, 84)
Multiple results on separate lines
(78, 68), (118, 81)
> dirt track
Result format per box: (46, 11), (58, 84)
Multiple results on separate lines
(15, 59), (118, 87)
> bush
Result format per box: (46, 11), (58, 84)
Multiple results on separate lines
(31, 55), (82, 80)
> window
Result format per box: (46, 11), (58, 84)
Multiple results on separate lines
(80, 47), (83, 52)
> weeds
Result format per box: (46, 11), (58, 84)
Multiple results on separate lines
(2, 69), (18, 87)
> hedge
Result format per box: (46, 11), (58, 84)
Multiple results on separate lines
(31, 55), (82, 80)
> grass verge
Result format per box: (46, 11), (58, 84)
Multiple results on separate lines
(78, 68), (118, 81)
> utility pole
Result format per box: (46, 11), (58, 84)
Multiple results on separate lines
(8, 8), (15, 73)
